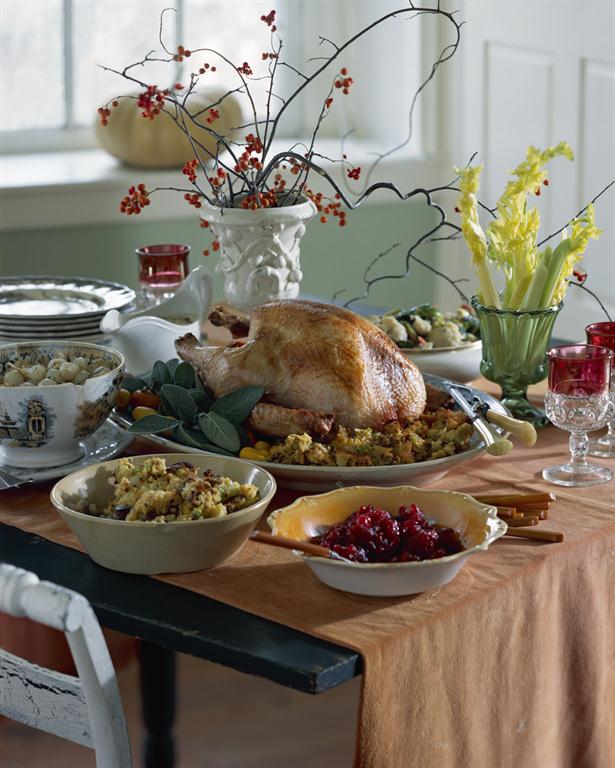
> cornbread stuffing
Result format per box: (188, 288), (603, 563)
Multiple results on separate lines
(267, 408), (473, 467)
(84, 457), (260, 522)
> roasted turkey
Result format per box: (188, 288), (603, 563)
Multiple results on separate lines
(175, 299), (426, 438)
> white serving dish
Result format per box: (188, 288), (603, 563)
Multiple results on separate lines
(0, 341), (125, 468)
(268, 485), (506, 596)
(401, 340), (482, 384)
(100, 266), (212, 374)
(50, 453), (277, 575)
(111, 374), (509, 492)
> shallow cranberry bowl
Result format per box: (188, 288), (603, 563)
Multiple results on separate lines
(267, 486), (506, 596)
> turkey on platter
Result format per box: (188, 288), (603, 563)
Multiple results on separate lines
(175, 299), (426, 439)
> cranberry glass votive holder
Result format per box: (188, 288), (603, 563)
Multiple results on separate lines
(586, 322), (615, 457)
(136, 243), (191, 308)
(543, 344), (614, 487)
(548, 343), (613, 395)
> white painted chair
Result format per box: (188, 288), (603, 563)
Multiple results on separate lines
(0, 563), (132, 767)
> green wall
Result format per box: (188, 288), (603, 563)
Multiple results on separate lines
(0, 201), (439, 311)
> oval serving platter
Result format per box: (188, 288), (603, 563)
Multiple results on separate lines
(112, 374), (508, 492)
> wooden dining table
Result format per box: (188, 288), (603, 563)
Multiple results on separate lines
(0, 373), (545, 767)
(0, 482), (361, 768)
(3, 322), (615, 768)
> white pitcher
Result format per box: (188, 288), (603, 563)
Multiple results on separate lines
(100, 266), (212, 374)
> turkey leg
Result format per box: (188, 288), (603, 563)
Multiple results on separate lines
(208, 306), (251, 339)
(248, 402), (335, 439)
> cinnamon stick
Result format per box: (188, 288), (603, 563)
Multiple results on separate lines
(476, 492), (556, 506)
(505, 516), (539, 527)
(514, 502), (550, 513)
(495, 506), (517, 518)
(515, 501), (551, 512)
(503, 529), (564, 543)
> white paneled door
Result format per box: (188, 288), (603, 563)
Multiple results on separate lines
(449, 0), (615, 339)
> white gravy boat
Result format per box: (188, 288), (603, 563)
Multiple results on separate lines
(100, 266), (212, 374)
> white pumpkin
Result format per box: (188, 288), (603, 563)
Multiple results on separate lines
(95, 90), (242, 169)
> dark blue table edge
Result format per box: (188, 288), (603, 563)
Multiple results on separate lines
(2, 332), (570, 695)
(0, 523), (361, 694)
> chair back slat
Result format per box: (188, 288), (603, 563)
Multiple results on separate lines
(0, 647), (92, 747)
(0, 564), (132, 767)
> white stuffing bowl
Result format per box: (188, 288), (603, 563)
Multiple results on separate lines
(401, 340), (482, 384)
(0, 341), (124, 468)
(268, 485), (506, 596)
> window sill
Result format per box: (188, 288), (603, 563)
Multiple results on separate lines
(0, 144), (447, 232)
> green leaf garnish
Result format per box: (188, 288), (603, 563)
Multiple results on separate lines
(128, 415), (180, 434)
(152, 360), (172, 390)
(165, 358), (180, 375)
(173, 423), (203, 449)
(122, 375), (148, 393)
(160, 384), (197, 424)
(210, 385), (264, 424)
(198, 411), (241, 452)
(177, 426), (235, 455)
(173, 361), (196, 389)
(188, 388), (213, 412)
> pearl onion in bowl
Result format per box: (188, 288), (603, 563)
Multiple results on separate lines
(0, 341), (124, 469)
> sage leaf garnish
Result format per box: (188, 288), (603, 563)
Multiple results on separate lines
(181, 426), (235, 455)
(160, 384), (197, 424)
(210, 385), (264, 424)
(173, 424), (203, 449)
(188, 388), (213, 412)
(173, 361), (196, 389)
(128, 415), (180, 434)
(165, 358), (180, 376)
(198, 411), (241, 452)
(122, 375), (147, 393)
(123, 359), (259, 457)
(152, 360), (172, 389)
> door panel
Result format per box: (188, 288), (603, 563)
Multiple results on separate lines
(438, 0), (615, 339)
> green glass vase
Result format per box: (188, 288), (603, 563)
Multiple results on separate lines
(471, 296), (562, 427)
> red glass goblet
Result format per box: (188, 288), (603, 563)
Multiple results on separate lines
(136, 244), (191, 308)
(543, 344), (613, 486)
(586, 322), (615, 457)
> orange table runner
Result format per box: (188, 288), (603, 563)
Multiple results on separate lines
(1, 425), (615, 768)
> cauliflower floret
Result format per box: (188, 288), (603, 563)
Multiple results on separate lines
(427, 321), (463, 348)
(376, 315), (408, 342)
(411, 315), (432, 336)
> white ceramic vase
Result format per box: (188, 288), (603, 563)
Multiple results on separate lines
(201, 197), (317, 312)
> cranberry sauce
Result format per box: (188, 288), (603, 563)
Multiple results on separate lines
(310, 504), (464, 563)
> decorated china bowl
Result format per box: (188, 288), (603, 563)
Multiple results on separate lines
(268, 485), (506, 596)
(0, 341), (124, 468)
(50, 453), (277, 574)
(400, 340), (482, 384)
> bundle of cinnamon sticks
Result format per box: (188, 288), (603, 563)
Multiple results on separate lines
(474, 492), (563, 543)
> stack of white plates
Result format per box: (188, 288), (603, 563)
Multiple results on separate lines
(0, 276), (135, 344)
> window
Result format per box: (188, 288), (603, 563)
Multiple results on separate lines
(0, 0), (432, 157)
(1, 0), (277, 151)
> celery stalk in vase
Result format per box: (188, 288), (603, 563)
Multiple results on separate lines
(455, 142), (601, 311)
